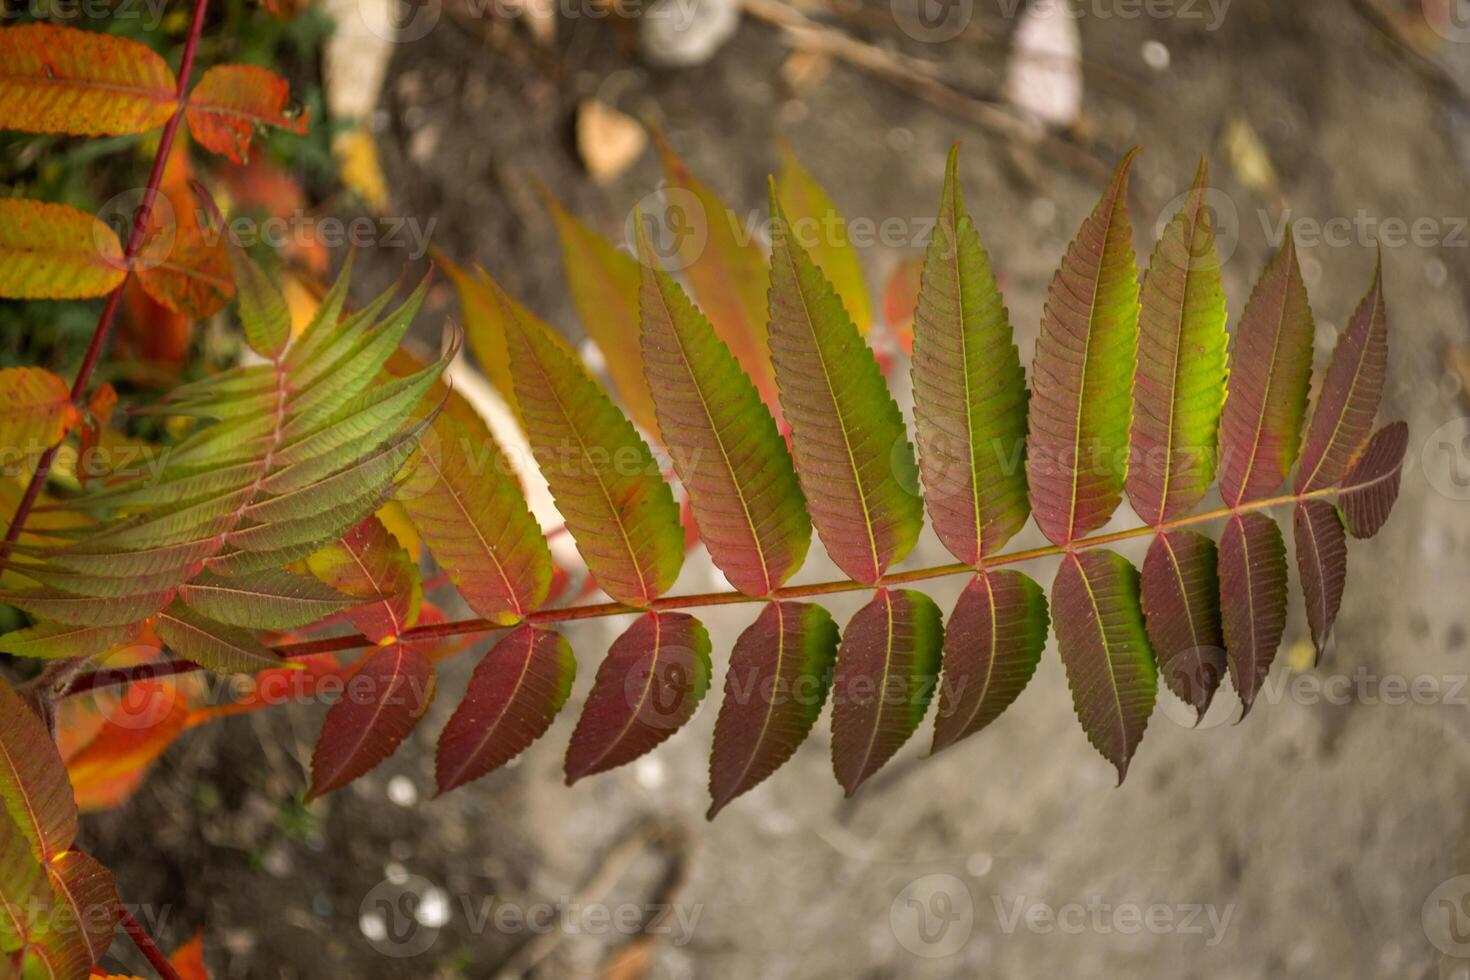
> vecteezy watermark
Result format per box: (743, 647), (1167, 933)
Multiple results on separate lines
(1, 0), (169, 29)
(891, 874), (975, 958)
(992, 895), (1235, 946)
(1423, 874), (1470, 957)
(358, 873), (703, 958)
(1260, 209), (1470, 251)
(891, 0), (1231, 45)
(1424, 0), (1470, 44)
(1422, 417), (1470, 502)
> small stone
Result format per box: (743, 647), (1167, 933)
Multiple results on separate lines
(576, 100), (647, 185)
(640, 0), (740, 69)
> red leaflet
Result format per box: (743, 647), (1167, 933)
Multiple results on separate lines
(1218, 512), (1288, 717)
(1140, 530), (1225, 722)
(829, 589), (943, 796)
(435, 626), (576, 794)
(707, 602), (839, 817)
(1339, 421), (1409, 539)
(306, 516), (422, 643)
(0, 678), (77, 861)
(307, 643), (436, 799)
(41, 851), (117, 974)
(0, 23), (176, 136)
(1216, 232), (1315, 506)
(1027, 150), (1140, 546)
(564, 612), (711, 784)
(64, 679), (190, 812)
(1293, 500), (1347, 661)
(1052, 550), (1155, 782)
(1295, 258), (1389, 492)
(930, 571), (1049, 754)
(185, 65), (309, 164)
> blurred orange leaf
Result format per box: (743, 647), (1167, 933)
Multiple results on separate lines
(0, 199), (126, 299)
(186, 64), (309, 164)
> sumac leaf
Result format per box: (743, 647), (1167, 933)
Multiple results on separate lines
(0, 199), (126, 300)
(564, 612), (712, 784)
(1140, 530), (1225, 722)
(434, 625), (575, 794)
(775, 138), (872, 335)
(35, 850), (116, 976)
(1027, 150), (1141, 545)
(1293, 499), (1347, 661)
(225, 237), (292, 359)
(1339, 420), (1409, 539)
(0, 678), (76, 861)
(178, 569), (358, 630)
(0, 23), (176, 136)
(156, 602), (281, 674)
(638, 225), (810, 596)
(185, 64), (309, 164)
(540, 190), (661, 440)
(397, 411), (553, 625)
(0, 367), (81, 464)
(707, 601), (838, 817)
(930, 570), (1049, 754)
(1217, 231), (1315, 506)
(0, 809), (44, 954)
(501, 285), (684, 607)
(307, 515), (422, 643)
(0, 622), (140, 661)
(308, 642), (436, 799)
(1295, 257), (1389, 493)
(0, 589), (172, 627)
(911, 145), (1030, 565)
(767, 185), (922, 585)
(830, 589), (943, 796)
(1052, 549), (1156, 783)
(1126, 158), (1228, 524)
(652, 135), (778, 416)
(1218, 511), (1288, 717)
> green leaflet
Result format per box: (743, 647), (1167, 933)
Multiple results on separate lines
(283, 249), (355, 371)
(0, 621), (139, 660)
(156, 602), (284, 673)
(911, 144), (1030, 565)
(0, 807), (45, 953)
(500, 280), (684, 608)
(178, 568), (359, 630)
(541, 188), (662, 442)
(637, 219), (810, 597)
(0, 676), (78, 861)
(767, 183), (923, 586)
(396, 407), (554, 626)
(1216, 231), (1315, 506)
(227, 241), (290, 359)
(0, 588), (172, 627)
(653, 134), (779, 417)
(1052, 549), (1157, 783)
(775, 138), (872, 336)
(1027, 149), (1141, 546)
(1127, 158), (1229, 524)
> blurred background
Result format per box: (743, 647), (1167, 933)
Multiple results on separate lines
(5, 0), (1470, 976)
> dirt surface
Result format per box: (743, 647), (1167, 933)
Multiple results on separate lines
(85, 2), (1470, 977)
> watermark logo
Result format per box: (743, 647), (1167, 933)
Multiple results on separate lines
(891, 0), (974, 43)
(1422, 417), (1470, 502)
(1423, 875), (1470, 957)
(1426, 0), (1470, 44)
(625, 185), (709, 272)
(891, 874), (975, 958)
(359, 874), (448, 957)
(96, 189), (175, 272)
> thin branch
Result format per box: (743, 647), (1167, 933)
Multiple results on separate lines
(118, 903), (183, 980)
(0, 0), (211, 566)
(59, 480), (1382, 699)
